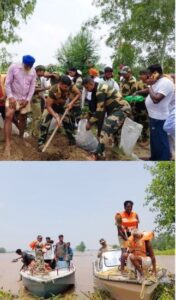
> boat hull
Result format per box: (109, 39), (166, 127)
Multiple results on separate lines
(21, 270), (75, 298)
(94, 276), (157, 300)
(93, 250), (163, 300)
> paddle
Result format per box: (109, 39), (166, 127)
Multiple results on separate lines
(42, 108), (69, 153)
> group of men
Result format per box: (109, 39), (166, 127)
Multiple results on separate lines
(0, 54), (175, 160)
(98, 200), (156, 282)
(15, 234), (73, 274)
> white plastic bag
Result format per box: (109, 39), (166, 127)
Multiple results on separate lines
(75, 119), (98, 153)
(120, 117), (143, 157)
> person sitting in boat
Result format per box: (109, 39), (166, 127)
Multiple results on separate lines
(97, 239), (112, 258)
(14, 249), (35, 271)
(65, 242), (73, 269)
(44, 237), (56, 269)
(122, 229), (156, 281)
(55, 234), (67, 262)
(115, 200), (139, 254)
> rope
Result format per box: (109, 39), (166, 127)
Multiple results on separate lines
(140, 279), (147, 299)
(140, 275), (157, 299)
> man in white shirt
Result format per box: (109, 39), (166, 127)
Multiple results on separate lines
(145, 64), (175, 160)
(100, 67), (119, 91)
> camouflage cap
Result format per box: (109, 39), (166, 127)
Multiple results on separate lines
(46, 64), (58, 73)
(119, 66), (131, 75)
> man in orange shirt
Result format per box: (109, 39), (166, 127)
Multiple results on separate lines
(115, 200), (139, 253)
(122, 229), (156, 280)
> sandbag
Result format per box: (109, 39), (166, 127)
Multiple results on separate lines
(75, 119), (98, 153)
(120, 117), (143, 157)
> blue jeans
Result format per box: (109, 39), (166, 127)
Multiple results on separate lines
(149, 117), (171, 161)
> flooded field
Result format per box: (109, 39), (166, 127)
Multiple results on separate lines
(0, 251), (174, 298)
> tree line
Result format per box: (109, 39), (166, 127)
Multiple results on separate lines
(0, 1), (175, 74)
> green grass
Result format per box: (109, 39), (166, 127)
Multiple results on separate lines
(0, 290), (113, 300)
(154, 249), (175, 255)
(0, 289), (15, 300)
(151, 283), (175, 300)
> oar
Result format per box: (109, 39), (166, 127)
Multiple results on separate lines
(42, 109), (69, 153)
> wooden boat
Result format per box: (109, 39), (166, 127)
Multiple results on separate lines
(93, 250), (165, 300)
(21, 261), (75, 299)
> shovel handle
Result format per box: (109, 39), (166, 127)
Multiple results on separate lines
(42, 109), (69, 153)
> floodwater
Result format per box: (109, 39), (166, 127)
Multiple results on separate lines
(0, 252), (175, 297)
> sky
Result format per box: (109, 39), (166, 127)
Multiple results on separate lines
(4, 0), (113, 67)
(0, 162), (157, 251)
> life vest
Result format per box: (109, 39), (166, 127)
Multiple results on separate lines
(127, 231), (154, 257)
(29, 241), (44, 251)
(117, 211), (139, 233)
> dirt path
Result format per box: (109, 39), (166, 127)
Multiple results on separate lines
(0, 128), (150, 161)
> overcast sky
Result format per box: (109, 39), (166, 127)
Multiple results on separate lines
(0, 162), (157, 251)
(4, 0), (113, 67)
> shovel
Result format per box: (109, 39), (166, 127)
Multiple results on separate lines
(42, 109), (69, 153)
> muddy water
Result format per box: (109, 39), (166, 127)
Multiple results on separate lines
(0, 252), (174, 297)
(0, 252), (96, 296)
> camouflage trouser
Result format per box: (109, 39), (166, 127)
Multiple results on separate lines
(38, 108), (75, 146)
(30, 101), (42, 137)
(131, 102), (149, 141)
(96, 109), (126, 156)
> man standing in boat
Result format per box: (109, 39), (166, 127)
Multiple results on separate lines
(65, 242), (73, 269)
(44, 237), (56, 269)
(97, 239), (112, 258)
(29, 235), (47, 273)
(115, 201), (139, 254)
(55, 234), (67, 262)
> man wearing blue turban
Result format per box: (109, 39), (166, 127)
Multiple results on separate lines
(4, 55), (36, 157)
(22, 55), (36, 68)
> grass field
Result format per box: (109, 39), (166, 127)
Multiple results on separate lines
(154, 249), (175, 255)
(0, 289), (113, 300)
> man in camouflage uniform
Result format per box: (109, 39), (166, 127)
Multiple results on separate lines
(133, 70), (150, 144)
(38, 75), (81, 148)
(120, 66), (137, 97)
(68, 67), (83, 124)
(83, 77), (131, 159)
(44, 64), (60, 86)
(31, 65), (49, 137)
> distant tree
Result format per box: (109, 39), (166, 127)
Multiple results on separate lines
(76, 241), (86, 252)
(87, 0), (175, 70)
(56, 28), (100, 76)
(0, 0), (37, 43)
(0, 48), (14, 73)
(152, 233), (175, 251)
(0, 247), (6, 253)
(112, 244), (120, 250)
(145, 162), (175, 233)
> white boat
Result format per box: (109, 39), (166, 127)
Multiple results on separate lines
(21, 261), (75, 299)
(93, 250), (165, 300)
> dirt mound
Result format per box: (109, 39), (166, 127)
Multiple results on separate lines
(0, 128), (150, 161)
